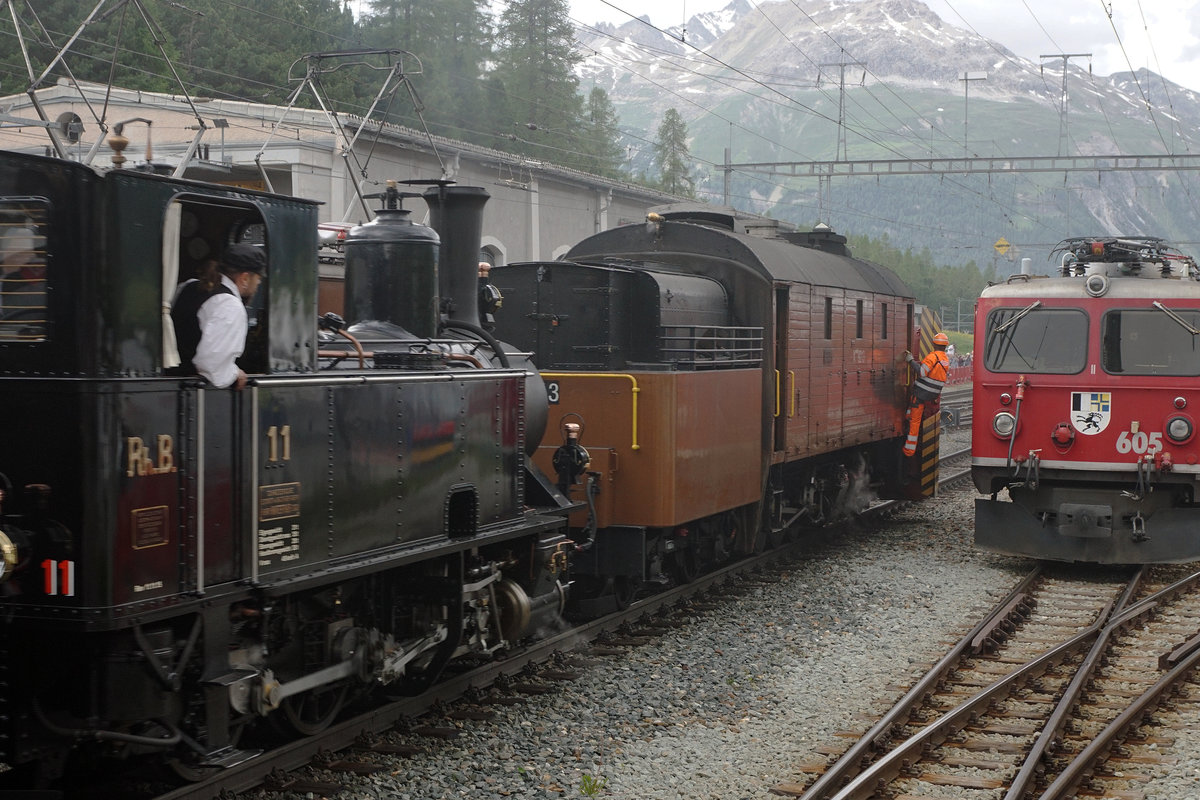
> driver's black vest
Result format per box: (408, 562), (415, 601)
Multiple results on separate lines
(169, 279), (233, 375)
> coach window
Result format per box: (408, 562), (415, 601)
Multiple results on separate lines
(0, 201), (49, 343)
(1102, 308), (1200, 376)
(823, 297), (833, 339)
(984, 307), (1087, 374)
(855, 299), (863, 338)
(881, 302), (888, 340)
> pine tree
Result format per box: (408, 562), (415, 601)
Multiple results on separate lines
(161, 0), (359, 105)
(491, 0), (585, 167)
(654, 108), (694, 197)
(580, 86), (626, 179)
(360, 0), (491, 140)
(0, 0), (179, 93)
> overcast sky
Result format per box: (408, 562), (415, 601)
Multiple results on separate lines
(568, 0), (1200, 94)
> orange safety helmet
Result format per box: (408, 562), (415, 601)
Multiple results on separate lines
(932, 331), (950, 346)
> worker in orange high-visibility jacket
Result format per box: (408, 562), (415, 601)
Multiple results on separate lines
(902, 331), (950, 456)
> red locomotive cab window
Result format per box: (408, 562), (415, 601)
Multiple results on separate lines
(1102, 307), (1200, 376)
(983, 306), (1087, 374)
(0, 201), (50, 343)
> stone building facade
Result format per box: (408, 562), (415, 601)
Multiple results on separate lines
(0, 80), (679, 270)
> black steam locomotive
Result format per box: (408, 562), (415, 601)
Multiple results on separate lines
(0, 153), (572, 785)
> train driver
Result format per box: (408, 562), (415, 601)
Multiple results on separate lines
(902, 331), (950, 457)
(169, 243), (266, 390)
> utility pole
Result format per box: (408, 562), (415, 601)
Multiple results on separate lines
(723, 146), (731, 205)
(960, 71), (986, 158)
(1040, 53), (1091, 156)
(819, 57), (866, 161)
(723, 122), (732, 205)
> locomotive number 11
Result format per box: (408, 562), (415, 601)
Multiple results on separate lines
(266, 425), (292, 462)
(42, 559), (75, 596)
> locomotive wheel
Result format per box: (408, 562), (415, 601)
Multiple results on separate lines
(612, 576), (638, 609)
(167, 757), (220, 783)
(280, 684), (349, 736)
(669, 546), (699, 583)
(764, 526), (786, 550)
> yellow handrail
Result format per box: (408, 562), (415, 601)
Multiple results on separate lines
(540, 372), (641, 450)
(774, 370), (780, 418)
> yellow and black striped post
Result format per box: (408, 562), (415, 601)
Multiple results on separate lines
(913, 306), (943, 497)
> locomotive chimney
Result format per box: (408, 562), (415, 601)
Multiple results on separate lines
(343, 182), (441, 337)
(423, 185), (489, 327)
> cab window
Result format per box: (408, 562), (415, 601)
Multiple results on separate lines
(1102, 308), (1200, 376)
(984, 307), (1088, 374)
(0, 200), (49, 342)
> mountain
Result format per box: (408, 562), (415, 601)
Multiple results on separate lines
(574, 0), (1200, 273)
(577, 0), (750, 65)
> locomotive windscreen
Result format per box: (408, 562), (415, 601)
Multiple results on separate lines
(1101, 307), (1200, 376)
(984, 306), (1088, 374)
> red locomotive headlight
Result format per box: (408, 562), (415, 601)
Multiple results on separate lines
(1175, 396), (1187, 410)
(1166, 415), (1194, 444)
(999, 393), (1012, 406)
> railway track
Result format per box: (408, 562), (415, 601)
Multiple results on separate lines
(775, 564), (1200, 800)
(939, 445), (972, 486)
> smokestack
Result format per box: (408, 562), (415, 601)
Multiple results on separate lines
(343, 182), (441, 337)
(423, 185), (489, 326)
(1020, 257), (1031, 275)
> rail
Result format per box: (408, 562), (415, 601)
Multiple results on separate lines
(1033, 568), (1200, 799)
(1004, 568), (1149, 800)
(791, 565), (1200, 800)
(794, 567), (1043, 800)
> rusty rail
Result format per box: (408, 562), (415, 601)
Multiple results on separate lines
(794, 566), (1043, 800)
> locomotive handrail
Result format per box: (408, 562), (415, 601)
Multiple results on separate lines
(540, 372), (641, 451)
(773, 370), (796, 417)
(249, 368), (532, 388)
(657, 324), (764, 368)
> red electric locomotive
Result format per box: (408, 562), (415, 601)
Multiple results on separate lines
(973, 236), (1200, 563)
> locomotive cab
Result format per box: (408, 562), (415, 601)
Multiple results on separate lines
(0, 155), (319, 609)
(0, 158), (316, 380)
